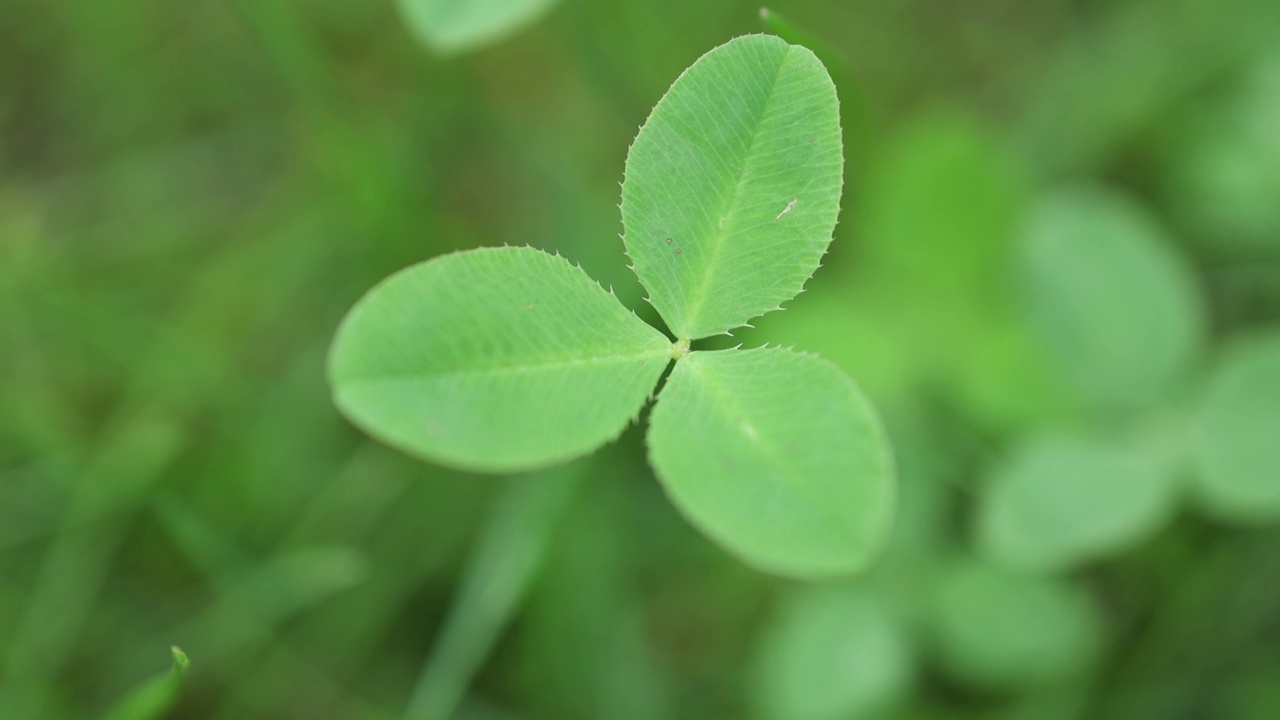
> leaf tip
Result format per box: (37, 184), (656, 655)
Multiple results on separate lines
(170, 646), (190, 675)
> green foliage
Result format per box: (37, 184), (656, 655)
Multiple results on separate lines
(1020, 187), (1205, 412)
(10, 1), (1280, 718)
(1161, 53), (1280, 252)
(648, 348), (893, 577)
(976, 433), (1179, 573)
(398, 0), (562, 55)
(932, 559), (1103, 691)
(328, 247), (671, 473)
(1192, 334), (1280, 521)
(858, 112), (1024, 316)
(327, 35), (894, 578)
(102, 647), (189, 720)
(725, 112), (1073, 436)
(621, 35), (842, 341)
(407, 463), (583, 720)
(751, 587), (912, 720)
(1015, 0), (1280, 176)
(851, 113), (1058, 426)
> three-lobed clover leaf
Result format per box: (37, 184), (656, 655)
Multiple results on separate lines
(328, 34), (895, 578)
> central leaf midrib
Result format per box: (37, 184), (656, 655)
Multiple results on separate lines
(681, 48), (794, 338)
(687, 359), (794, 480)
(344, 346), (671, 384)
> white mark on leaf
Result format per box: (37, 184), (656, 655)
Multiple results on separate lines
(775, 198), (798, 220)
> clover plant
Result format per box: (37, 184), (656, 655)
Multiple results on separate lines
(328, 35), (894, 578)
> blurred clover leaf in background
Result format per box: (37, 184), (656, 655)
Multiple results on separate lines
(932, 558), (1103, 692)
(750, 586), (914, 720)
(398, 0), (563, 55)
(1020, 186), (1206, 414)
(976, 431), (1180, 574)
(1192, 333), (1280, 522)
(328, 34), (895, 578)
(1159, 52), (1280, 253)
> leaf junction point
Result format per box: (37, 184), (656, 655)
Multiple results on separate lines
(672, 338), (692, 360)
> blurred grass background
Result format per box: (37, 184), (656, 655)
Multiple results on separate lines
(2, 0), (1280, 718)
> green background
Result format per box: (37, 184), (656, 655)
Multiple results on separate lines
(3, 0), (1279, 718)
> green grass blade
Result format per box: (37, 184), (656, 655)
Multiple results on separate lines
(406, 462), (584, 719)
(622, 35), (843, 340)
(0, 419), (184, 718)
(173, 546), (369, 663)
(328, 246), (672, 473)
(101, 647), (190, 720)
(647, 347), (894, 578)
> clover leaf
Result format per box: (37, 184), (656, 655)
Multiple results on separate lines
(328, 35), (895, 578)
(398, 0), (562, 55)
